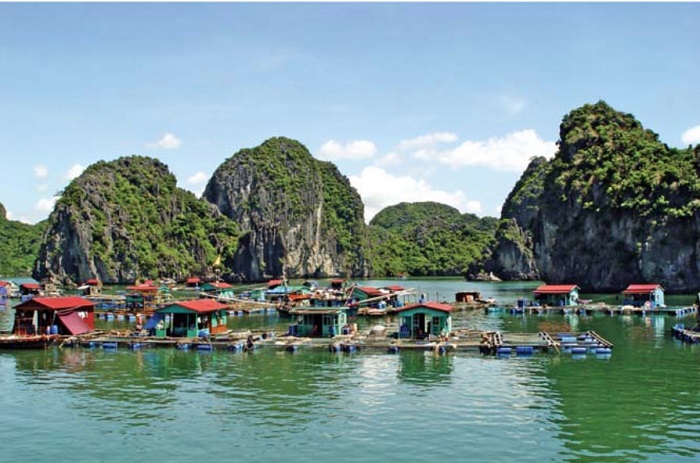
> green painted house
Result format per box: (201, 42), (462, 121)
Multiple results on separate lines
(394, 302), (453, 339)
(154, 299), (229, 338)
(289, 306), (349, 337)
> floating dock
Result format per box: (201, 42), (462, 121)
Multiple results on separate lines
(53, 327), (614, 358)
(671, 323), (700, 344)
(490, 304), (696, 317)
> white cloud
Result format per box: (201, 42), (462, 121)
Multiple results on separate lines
(349, 166), (480, 222)
(6, 210), (32, 224)
(37, 184), (49, 193)
(34, 164), (49, 179)
(397, 132), (458, 152)
(416, 129), (556, 172)
(318, 139), (377, 161)
(148, 133), (182, 150)
(681, 125), (700, 145)
(187, 171), (208, 185)
(498, 94), (527, 116)
(65, 164), (85, 180)
(375, 151), (402, 167)
(34, 197), (58, 213)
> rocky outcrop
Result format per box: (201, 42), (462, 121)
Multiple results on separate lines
(203, 137), (369, 281)
(34, 156), (237, 284)
(488, 101), (700, 292)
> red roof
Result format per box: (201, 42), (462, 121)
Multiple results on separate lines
(623, 284), (663, 294)
(20, 283), (42, 290)
(164, 299), (228, 313)
(383, 285), (405, 292)
(186, 277), (201, 284)
(126, 284), (159, 292)
(85, 278), (100, 286)
(534, 284), (580, 294)
(0, 281), (8, 287)
(205, 282), (232, 289)
(394, 301), (453, 314)
(15, 296), (95, 311)
(267, 279), (283, 288)
(355, 286), (383, 297)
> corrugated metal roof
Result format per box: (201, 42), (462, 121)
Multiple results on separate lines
(355, 286), (383, 297)
(534, 284), (579, 294)
(15, 296), (95, 311)
(394, 301), (453, 314)
(161, 299), (228, 313)
(623, 284), (663, 294)
(383, 285), (405, 292)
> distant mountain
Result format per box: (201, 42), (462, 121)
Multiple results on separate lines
(485, 101), (700, 291)
(33, 156), (239, 284)
(0, 203), (46, 277)
(368, 201), (498, 277)
(204, 137), (369, 281)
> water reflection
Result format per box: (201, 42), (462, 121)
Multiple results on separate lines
(396, 350), (453, 386)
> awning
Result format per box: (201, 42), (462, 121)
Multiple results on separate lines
(57, 310), (92, 335)
(144, 312), (165, 330)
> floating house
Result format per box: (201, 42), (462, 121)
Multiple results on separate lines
(125, 283), (160, 312)
(12, 296), (95, 335)
(351, 286), (383, 303)
(185, 277), (201, 289)
(533, 284), (580, 306)
(395, 302), (453, 339)
(152, 299), (229, 338)
(289, 306), (349, 337)
(455, 291), (485, 303)
(622, 284), (665, 308)
(20, 283), (43, 297)
(200, 281), (233, 292)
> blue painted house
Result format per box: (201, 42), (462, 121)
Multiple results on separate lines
(533, 284), (580, 306)
(622, 284), (665, 308)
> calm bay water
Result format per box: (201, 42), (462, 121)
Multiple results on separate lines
(2, 279), (700, 462)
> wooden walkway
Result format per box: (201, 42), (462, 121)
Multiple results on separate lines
(54, 328), (614, 357)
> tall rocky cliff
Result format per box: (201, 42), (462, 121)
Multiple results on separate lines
(488, 101), (700, 292)
(34, 156), (239, 284)
(203, 137), (369, 281)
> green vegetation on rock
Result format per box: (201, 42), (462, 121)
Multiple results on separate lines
(36, 156), (239, 284)
(368, 202), (498, 277)
(0, 204), (46, 277)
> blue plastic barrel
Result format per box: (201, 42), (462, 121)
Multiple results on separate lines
(497, 347), (512, 356)
(596, 347), (612, 354)
(50, 325), (58, 335)
(515, 346), (534, 356)
(388, 345), (400, 354)
(102, 342), (118, 349)
(129, 343), (141, 350)
(571, 347), (587, 354)
(197, 344), (213, 351)
(176, 343), (190, 350)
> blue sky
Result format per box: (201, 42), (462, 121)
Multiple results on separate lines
(1, 2), (699, 224)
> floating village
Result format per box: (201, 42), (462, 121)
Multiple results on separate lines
(3, 276), (700, 358)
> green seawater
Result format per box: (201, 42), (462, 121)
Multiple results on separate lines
(1, 279), (700, 463)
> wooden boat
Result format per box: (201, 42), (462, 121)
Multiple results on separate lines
(0, 335), (58, 349)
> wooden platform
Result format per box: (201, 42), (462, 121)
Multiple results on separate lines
(490, 304), (697, 317)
